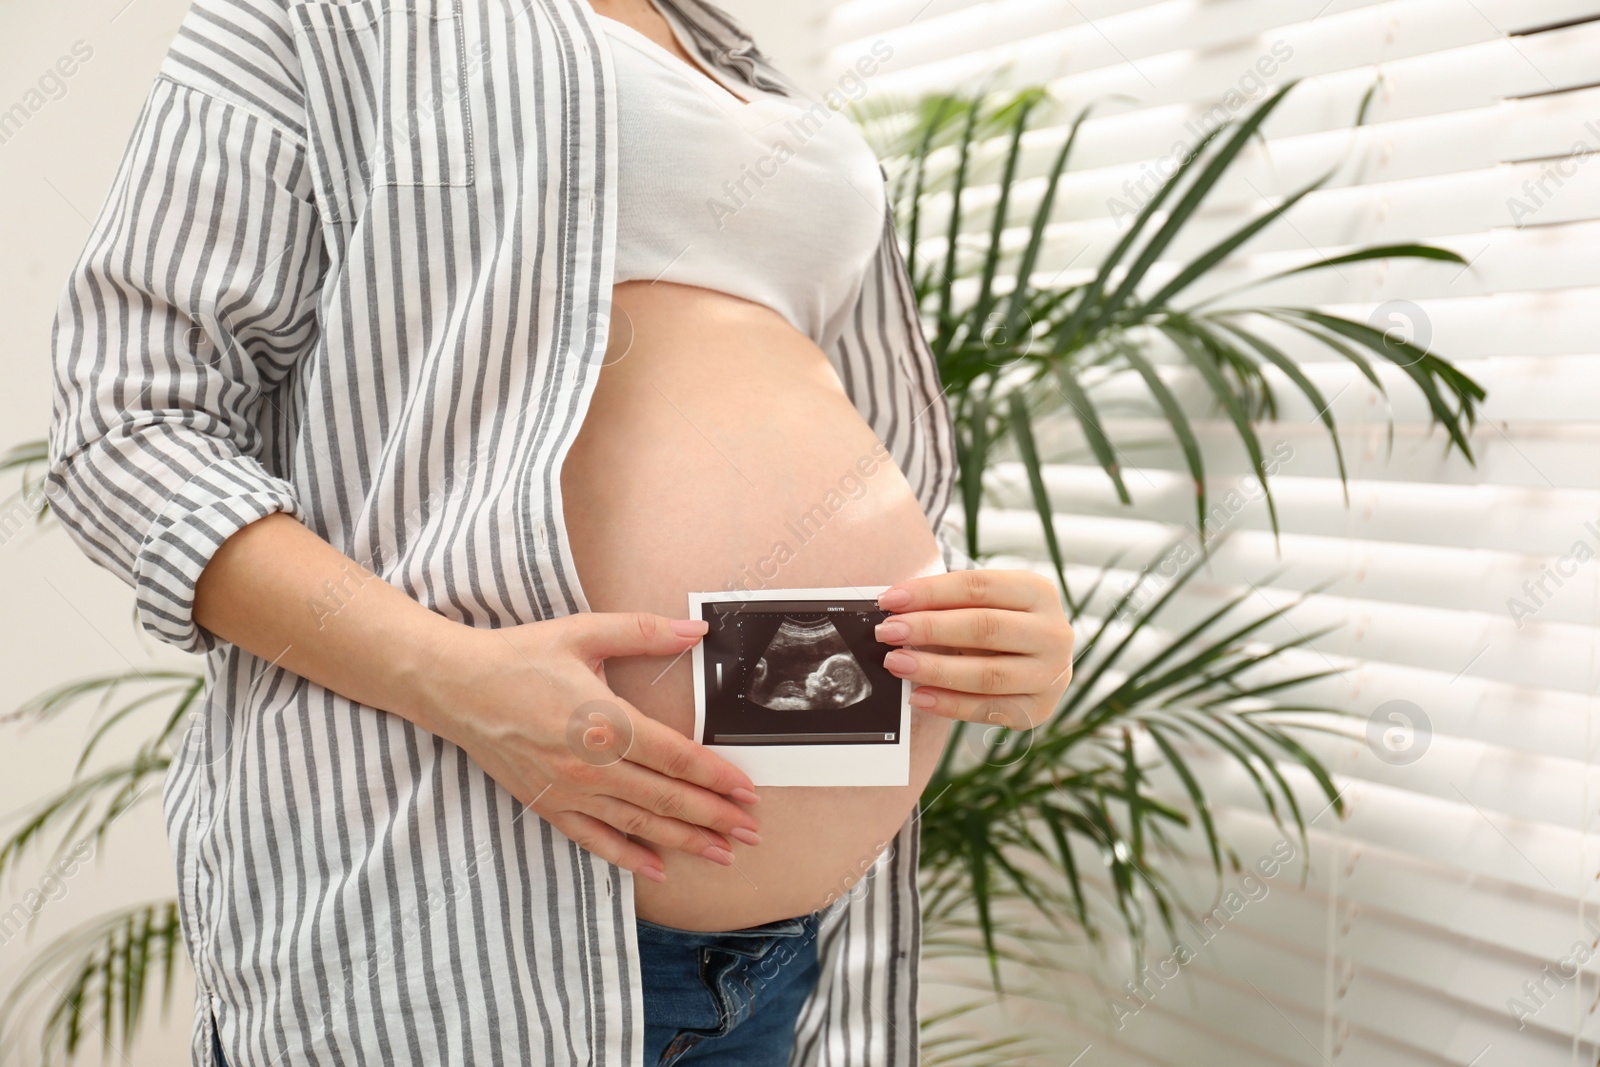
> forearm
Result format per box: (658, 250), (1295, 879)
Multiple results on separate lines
(192, 512), (457, 728)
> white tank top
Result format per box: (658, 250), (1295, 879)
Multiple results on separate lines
(596, 1), (889, 350)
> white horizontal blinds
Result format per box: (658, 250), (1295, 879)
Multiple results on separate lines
(822, 0), (1600, 1063)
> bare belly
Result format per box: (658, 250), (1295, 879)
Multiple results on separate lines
(559, 281), (951, 930)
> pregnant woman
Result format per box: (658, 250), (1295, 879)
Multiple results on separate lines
(47, 0), (1073, 1063)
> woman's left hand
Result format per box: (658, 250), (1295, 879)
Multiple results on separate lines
(874, 569), (1074, 731)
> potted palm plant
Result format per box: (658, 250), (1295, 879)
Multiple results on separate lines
(0, 81), (1482, 1064)
(864, 80), (1482, 1060)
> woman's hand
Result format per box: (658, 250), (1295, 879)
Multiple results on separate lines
(873, 569), (1074, 731)
(405, 613), (761, 884)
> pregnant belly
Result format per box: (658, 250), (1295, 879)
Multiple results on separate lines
(559, 281), (951, 931)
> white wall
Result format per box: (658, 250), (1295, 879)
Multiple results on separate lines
(0, 0), (829, 1061)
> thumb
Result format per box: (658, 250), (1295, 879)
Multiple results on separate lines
(571, 611), (708, 659)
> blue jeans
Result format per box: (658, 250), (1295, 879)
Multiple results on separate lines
(637, 911), (823, 1066)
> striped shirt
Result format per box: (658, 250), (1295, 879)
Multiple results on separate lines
(46, 0), (967, 1063)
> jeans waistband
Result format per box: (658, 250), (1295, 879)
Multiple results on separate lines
(636, 909), (823, 945)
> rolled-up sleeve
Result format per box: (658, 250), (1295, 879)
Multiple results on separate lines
(47, 73), (325, 654)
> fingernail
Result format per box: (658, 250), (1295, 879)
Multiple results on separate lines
(702, 846), (736, 866)
(909, 688), (937, 709)
(729, 827), (762, 846)
(671, 619), (709, 637)
(730, 787), (761, 805)
(884, 650), (917, 675)
(638, 866), (667, 883)
(878, 588), (911, 610)
(875, 621), (909, 643)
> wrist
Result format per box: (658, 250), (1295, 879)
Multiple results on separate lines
(385, 608), (474, 733)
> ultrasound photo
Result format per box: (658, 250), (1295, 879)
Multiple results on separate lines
(684, 585), (915, 783)
(687, 587), (913, 786)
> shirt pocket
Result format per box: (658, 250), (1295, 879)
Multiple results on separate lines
(289, 0), (475, 223)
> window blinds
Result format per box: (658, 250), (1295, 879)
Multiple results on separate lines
(818, 0), (1600, 1062)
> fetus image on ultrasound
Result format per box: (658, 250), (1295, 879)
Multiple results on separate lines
(746, 615), (873, 711)
(695, 596), (902, 747)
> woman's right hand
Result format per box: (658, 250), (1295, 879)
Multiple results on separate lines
(405, 612), (760, 883)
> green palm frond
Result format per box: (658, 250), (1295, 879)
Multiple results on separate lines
(919, 543), (1348, 983)
(0, 902), (185, 1067)
(0, 440), (47, 475)
(0, 440), (52, 533)
(919, 1001), (1042, 1067)
(0, 671), (201, 1063)
(0, 672), (200, 887)
(868, 82), (1486, 546)
(0, 668), (203, 1064)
